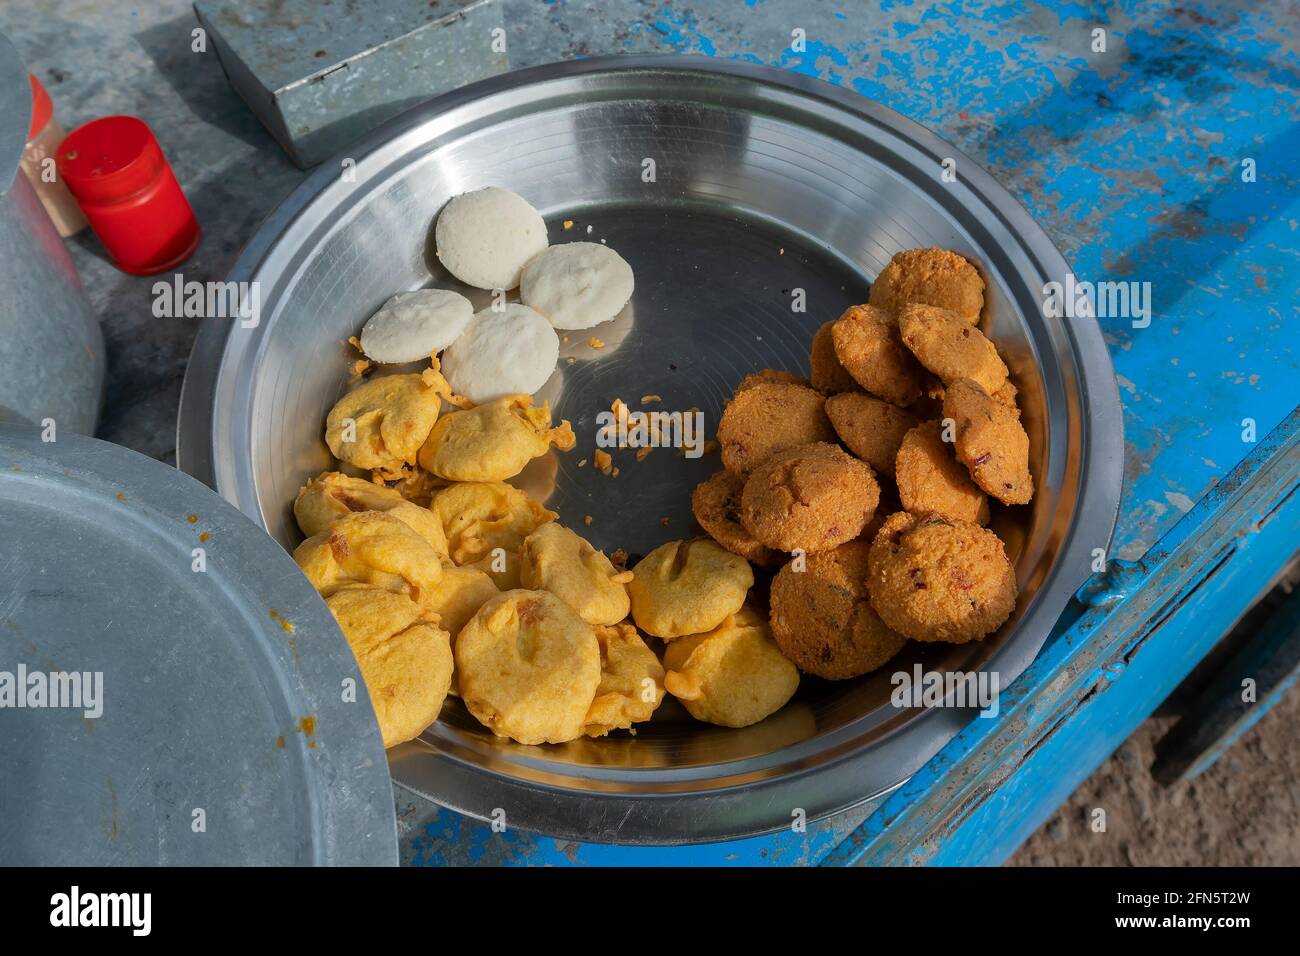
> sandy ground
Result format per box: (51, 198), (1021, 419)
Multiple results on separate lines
(1012, 568), (1300, 866)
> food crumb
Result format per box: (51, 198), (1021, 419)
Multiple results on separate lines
(563, 219), (574, 230)
(577, 458), (588, 467)
(660, 516), (670, 527)
(636, 447), (653, 462)
(610, 548), (629, 571)
(588, 337), (605, 349)
(611, 466), (620, 478)
(187, 515), (198, 524)
(594, 449), (612, 474)
(199, 532), (210, 542)
(115, 492), (126, 501)
(584, 515), (593, 526)
(586, 224), (593, 234)
(640, 394), (662, 405)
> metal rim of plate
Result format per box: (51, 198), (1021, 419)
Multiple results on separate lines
(0, 425), (397, 864)
(178, 56), (1123, 845)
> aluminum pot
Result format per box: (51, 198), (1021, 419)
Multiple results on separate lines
(179, 57), (1123, 845)
(0, 30), (103, 435)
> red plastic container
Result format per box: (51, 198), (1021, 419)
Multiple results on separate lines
(56, 116), (200, 275)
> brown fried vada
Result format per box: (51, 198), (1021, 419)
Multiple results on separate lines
(898, 303), (1008, 395)
(866, 511), (1017, 643)
(825, 392), (920, 477)
(868, 248), (984, 325)
(894, 420), (990, 525)
(716, 381), (834, 475)
(740, 442), (879, 553)
(830, 304), (924, 407)
(769, 540), (907, 679)
(943, 378), (1033, 505)
(691, 469), (773, 564)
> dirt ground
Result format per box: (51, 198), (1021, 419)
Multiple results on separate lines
(1012, 568), (1300, 866)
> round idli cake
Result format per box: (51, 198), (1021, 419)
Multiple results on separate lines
(520, 241), (635, 330)
(358, 288), (474, 364)
(440, 304), (560, 404)
(435, 186), (548, 290)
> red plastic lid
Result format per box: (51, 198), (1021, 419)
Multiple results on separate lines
(56, 115), (166, 204)
(28, 74), (52, 141)
(54, 115), (200, 274)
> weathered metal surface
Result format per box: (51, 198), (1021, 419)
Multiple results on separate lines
(4, 0), (1296, 864)
(0, 29), (103, 435)
(193, 0), (509, 167)
(0, 424), (398, 865)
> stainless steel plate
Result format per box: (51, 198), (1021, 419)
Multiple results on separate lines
(179, 56), (1122, 845)
(0, 425), (396, 864)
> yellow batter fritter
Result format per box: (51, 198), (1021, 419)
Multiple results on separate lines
(627, 538), (754, 639)
(424, 564), (500, 640)
(325, 584), (453, 748)
(325, 373), (442, 472)
(293, 471), (449, 555)
(519, 522), (632, 625)
(418, 394), (575, 482)
(293, 510), (443, 604)
(662, 607), (799, 728)
(431, 481), (556, 566)
(455, 589), (602, 745)
(583, 622), (666, 737)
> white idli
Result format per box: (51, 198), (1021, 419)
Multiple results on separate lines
(358, 289), (474, 363)
(435, 187), (548, 291)
(520, 241), (635, 330)
(441, 304), (559, 403)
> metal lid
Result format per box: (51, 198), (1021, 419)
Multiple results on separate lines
(0, 425), (396, 864)
(0, 30), (30, 195)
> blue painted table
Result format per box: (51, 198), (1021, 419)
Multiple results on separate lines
(396, 0), (1300, 866)
(8, 0), (1293, 865)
